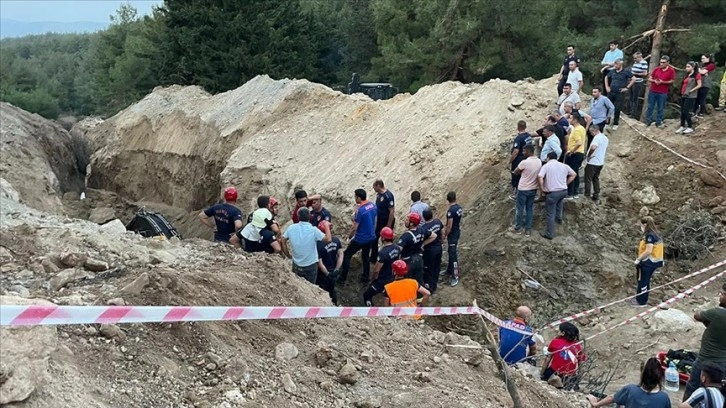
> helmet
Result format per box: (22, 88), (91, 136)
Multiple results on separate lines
(317, 220), (331, 233)
(224, 187), (238, 202)
(406, 212), (421, 226)
(380, 227), (394, 241)
(392, 260), (408, 277)
(269, 196), (279, 207)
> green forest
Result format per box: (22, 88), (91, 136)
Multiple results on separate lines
(1, 0), (725, 119)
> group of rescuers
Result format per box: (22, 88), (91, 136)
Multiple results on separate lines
(199, 180), (463, 308)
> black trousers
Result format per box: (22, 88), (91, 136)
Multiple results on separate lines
(423, 247), (443, 293)
(340, 238), (377, 282)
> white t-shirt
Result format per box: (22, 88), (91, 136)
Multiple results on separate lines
(566, 69), (583, 93)
(558, 92), (581, 114)
(588, 133), (609, 166)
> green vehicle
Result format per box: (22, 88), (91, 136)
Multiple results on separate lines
(347, 73), (397, 101)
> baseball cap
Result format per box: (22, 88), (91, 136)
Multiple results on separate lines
(251, 208), (273, 229)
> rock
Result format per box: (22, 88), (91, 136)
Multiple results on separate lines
(99, 219), (127, 237)
(99, 324), (127, 342)
(150, 250), (175, 265)
(0, 177), (20, 203)
(224, 388), (245, 405)
(84, 258), (109, 272)
(708, 196), (723, 208)
(275, 342), (299, 361)
(60, 251), (87, 267)
(107, 297), (126, 306)
(282, 373), (297, 394)
(360, 350), (374, 363)
(354, 398), (382, 408)
(515, 362), (540, 378)
(120, 273), (149, 296)
(315, 341), (333, 366)
(0, 296), (58, 405)
(632, 185), (660, 205)
(337, 361), (359, 385)
(414, 372), (431, 382)
(639, 206), (649, 217)
(205, 352), (222, 366)
(547, 374), (564, 388)
(88, 207), (116, 224)
(653, 309), (698, 332)
(0, 246), (13, 265)
(49, 268), (92, 291)
(700, 168), (725, 188)
(711, 206), (726, 215)
(617, 149), (631, 158)
(8, 285), (29, 298)
(41, 258), (59, 274)
(510, 96), (525, 107)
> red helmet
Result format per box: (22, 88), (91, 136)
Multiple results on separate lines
(407, 212), (421, 226)
(224, 187), (238, 202)
(269, 196), (279, 207)
(318, 220), (331, 233)
(392, 260), (408, 276)
(380, 227), (394, 241)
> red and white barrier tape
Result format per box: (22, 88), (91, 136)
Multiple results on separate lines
(541, 259), (726, 330)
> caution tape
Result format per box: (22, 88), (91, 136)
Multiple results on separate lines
(540, 259), (726, 330)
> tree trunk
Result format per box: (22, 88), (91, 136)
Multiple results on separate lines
(640, 0), (670, 122)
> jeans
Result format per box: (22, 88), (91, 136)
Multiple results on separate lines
(646, 92), (667, 125)
(515, 189), (536, 231)
(293, 263), (318, 284)
(363, 277), (393, 306)
(340, 238), (377, 282)
(680, 97), (695, 127)
(584, 164), (603, 199)
(635, 263), (659, 305)
(446, 234), (460, 279)
(316, 270), (338, 305)
(693, 87), (709, 115)
(609, 89), (626, 125)
(403, 253), (424, 286)
(629, 81), (643, 116)
(544, 189), (567, 238)
(423, 247), (443, 293)
(565, 153), (585, 196)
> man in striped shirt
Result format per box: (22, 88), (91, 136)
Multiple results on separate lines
(629, 52), (649, 117)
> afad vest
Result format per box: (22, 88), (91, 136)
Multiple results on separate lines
(385, 278), (420, 319)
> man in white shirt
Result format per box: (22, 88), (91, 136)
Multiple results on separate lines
(584, 126), (610, 203)
(538, 152), (576, 240)
(557, 83), (581, 115)
(566, 61), (583, 94)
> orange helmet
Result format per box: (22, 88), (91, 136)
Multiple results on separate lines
(317, 220), (331, 233)
(392, 260), (408, 276)
(406, 212), (421, 226)
(380, 226), (394, 241)
(224, 187), (238, 202)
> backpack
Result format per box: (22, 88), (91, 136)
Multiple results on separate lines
(126, 208), (181, 240)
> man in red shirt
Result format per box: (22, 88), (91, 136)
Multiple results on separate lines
(291, 190), (309, 223)
(645, 55), (676, 128)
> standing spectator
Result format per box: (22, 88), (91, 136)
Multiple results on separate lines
(676, 61), (702, 135)
(511, 145), (541, 236)
(536, 115), (567, 162)
(498, 306), (536, 365)
(316, 221), (343, 305)
(600, 41), (624, 94)
(309, 194), (332, 226)
(566, 61), (584, 94)
(539, 125), (562, 163)
(409, 191), (428, 226)
(645, 55), (676, 127)
(508, 121), (533, 199)
(541, 322), (586, 390)
(443, 191), (463, 287)
(632, 216), (664, 307)
(683, 283), (726, 401)
(584, 126), (609, 203)
(199, 186), (244, 243)
(557, 45), (581, 96)
(589, 87), (615, 137)
(291, 190), (309, 224)
(370, 179), (395, 262)
(586, 357), (671, 408)
(557, 83), (581, 115)
(679, 362), (726, 408)
(629, 52), (649, 117)
(562, 102), (592, 130)
(565, 113), (587, 199)
(538, 152), (575, 240)
(605, 59), (636, 131)
(339, 189), (378, 283)
(421, 209), (444, 293)
(281, 209), (332, 284)
(693, 53), (716, 118)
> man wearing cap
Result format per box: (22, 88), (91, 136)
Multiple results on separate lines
(499, 306), (537, 365)
(309, 194), (332, 226)
(281, 208), (332, 284)
(538, 152), (576, 240)
(421, 208), (444, 294)
(398, 212), (436, 286)
(339, 189), (378, 283)
(232, 208), (281, 254)
(199, 187), (244, 243)
(363, 226), (400, 306)
(316, 221), (343, 305)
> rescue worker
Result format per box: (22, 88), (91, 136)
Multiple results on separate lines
(421, 208), (444, 294)
(397, 212), (436, 286)
(443, 191), (463, 286)
(339, 189), (378, 283)
(309, 194), (332, 226)
(231, 208), (281, 254)
(383, 260), (431, 316)
(199, 186), (244, 243)
(316, 221), (342, 305)
(369, 179), (395, 263)
(363, 227), (400, 306)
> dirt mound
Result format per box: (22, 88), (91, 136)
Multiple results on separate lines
(0, 102), (84, 214)
(0, 181), (580, 407)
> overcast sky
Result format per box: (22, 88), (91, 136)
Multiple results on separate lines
(0, 1), (158, 22)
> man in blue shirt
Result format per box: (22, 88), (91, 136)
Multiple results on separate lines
(508, 120), (533, 198)
(600, 41), (624, 95)
(281, 208), (332, 284)
(397, 212), (435, 286)
(498, 306), (537, 365)
(443, 191), (463, 287)
(421, 209), (444, 294)
(409, 191), (429, 226)
(339, 189), (378, 283)
(316, 221), (343, 305)
(199, 186), (244, 243)
(369, 179), (395, 263)
(588, 87), (615, 150)
(363, 226), (399, 306)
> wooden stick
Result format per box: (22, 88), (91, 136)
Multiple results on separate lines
(635, 335), (662, 353)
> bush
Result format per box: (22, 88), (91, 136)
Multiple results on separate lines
(663, 209), (719, 260)
(1, 88), (60, 119)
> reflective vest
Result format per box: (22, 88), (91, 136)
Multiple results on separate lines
(638, 236), (664, 265)
(385, 278), (419, 304)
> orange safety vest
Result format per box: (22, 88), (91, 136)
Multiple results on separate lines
(385, 278), (420, 318)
